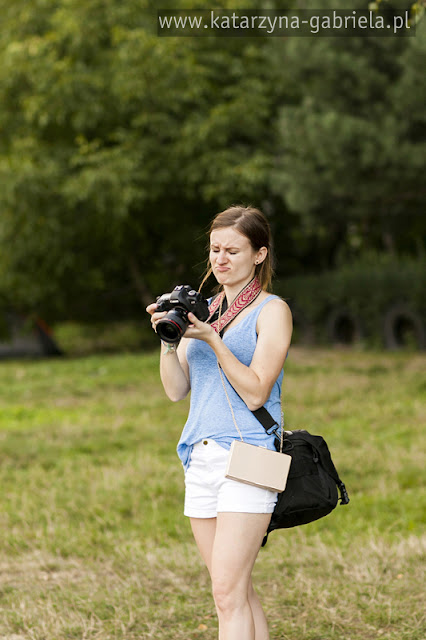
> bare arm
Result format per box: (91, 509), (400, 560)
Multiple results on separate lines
(185, 298), (292, 411)
(159, 338), (191, 401)
(146, 303), (191, 402)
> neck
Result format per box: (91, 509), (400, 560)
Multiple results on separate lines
(223, 275), (256, 304)
(208, 275), (263, 334)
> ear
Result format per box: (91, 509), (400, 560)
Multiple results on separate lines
(255, 246), (268, 265)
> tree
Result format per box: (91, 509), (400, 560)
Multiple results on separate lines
(267, 3), (426, 268)
(0, 0), (289, 317)
(0, 0), (423, 320)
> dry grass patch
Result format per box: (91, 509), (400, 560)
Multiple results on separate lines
(0, 534), (424, 639)
(0, 348), (424, 639)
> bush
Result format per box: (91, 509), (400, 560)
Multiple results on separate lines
(53, 320), (157, 356)
(276, 254), (426, 349)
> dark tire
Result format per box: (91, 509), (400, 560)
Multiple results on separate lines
(383, 304), (425, 350)
(327, 309), (362, 345)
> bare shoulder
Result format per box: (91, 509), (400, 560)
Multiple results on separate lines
(260, 297), (292, 318)
(257, 297), (293, 332)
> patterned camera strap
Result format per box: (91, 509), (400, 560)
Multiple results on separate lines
(207, 276), (262, 337)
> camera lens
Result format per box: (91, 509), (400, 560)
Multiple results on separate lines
(157, 309), (188, 344)
(157, 320), (180, 343)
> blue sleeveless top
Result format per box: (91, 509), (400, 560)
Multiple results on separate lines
(177, 295), (284, 470)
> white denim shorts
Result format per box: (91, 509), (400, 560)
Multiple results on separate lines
(184, 439), (278, 518)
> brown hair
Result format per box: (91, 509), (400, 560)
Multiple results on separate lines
(200, 205), (275, 292)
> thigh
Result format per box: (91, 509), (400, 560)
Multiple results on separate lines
(211, 512), (271, 591)
(190, 517), (217, 575)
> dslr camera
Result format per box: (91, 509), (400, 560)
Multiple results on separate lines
(155, 285), (210, 343)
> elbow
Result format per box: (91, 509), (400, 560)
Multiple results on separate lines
(167, 393), (185, 403)
(246, 394), (268, 412)
(245, 381), (273, 410)
(166, 388), (189, 403)
(246, 401), (264, 412)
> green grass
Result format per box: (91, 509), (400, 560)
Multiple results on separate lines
(0, 347), (424, 639)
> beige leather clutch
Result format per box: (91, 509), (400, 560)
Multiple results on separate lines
(225, 440), (291, 493)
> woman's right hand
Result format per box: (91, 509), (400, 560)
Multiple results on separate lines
(146, 303), (167, 335)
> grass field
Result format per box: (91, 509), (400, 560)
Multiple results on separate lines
(0, 347), (424, 639)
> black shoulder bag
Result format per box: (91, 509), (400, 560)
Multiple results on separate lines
(251, 407), (350, 547)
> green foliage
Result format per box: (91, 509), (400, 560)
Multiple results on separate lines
(369, 0), (426, 27)
(0, 0), (284, 316)
(0, 0), (424, 319)
(268, 5), (426, 264)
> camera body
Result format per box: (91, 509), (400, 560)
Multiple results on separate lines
(156, 285), (210, 343)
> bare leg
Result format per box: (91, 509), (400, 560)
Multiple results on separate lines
(248, 580), (270, 640)
(190, 514), (271, 640)
(211, 512), (271, 640)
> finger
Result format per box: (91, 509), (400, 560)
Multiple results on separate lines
(152, 311), (167, 322)
(146, 303), (158, 315)
(187, 312), (199, 324)
(150, 311), (168, 334)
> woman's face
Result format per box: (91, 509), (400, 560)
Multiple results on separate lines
(209, 227), (265, 289)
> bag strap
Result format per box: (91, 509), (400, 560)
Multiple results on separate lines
(251, 406), (349, 505)
(252, 406), (280, 436)
(214, 290), (284, 451)
(212, 288), (348, 503)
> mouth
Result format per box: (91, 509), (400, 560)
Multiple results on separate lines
(216, 267), (230, 272)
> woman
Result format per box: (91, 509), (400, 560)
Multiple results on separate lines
(146, 205), (292, 640)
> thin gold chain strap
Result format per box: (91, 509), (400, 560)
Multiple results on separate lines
(217, 362), (244, 442)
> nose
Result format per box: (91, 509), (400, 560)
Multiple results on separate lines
(217, 250), (228, 264)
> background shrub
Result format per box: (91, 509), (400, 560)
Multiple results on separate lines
(276, 254), (426, 348)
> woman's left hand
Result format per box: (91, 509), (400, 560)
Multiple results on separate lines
(184, 313), (217, 344)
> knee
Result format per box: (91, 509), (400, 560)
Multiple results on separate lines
(212, 578), (247, 615)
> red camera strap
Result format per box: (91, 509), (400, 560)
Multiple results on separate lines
(208, 277), (262, 336)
